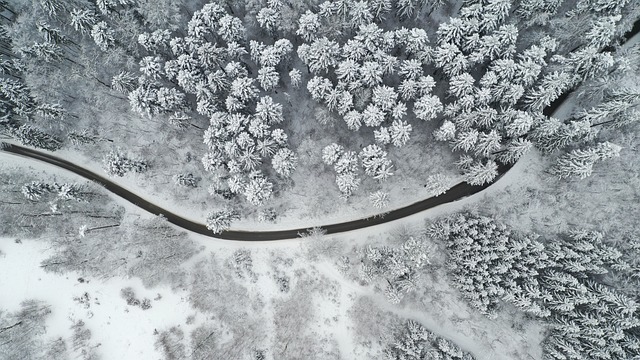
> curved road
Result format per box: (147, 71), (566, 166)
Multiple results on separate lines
(2, 18), (639, 241)
(2, 142), (509, 240)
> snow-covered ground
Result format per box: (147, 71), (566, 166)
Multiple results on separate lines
(0, 238), (202, 360)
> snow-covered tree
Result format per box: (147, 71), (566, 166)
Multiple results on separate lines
(206, 209), (240, 234)
(70, 8), (97, 34)
(296, 11), (321, 42)
(289, 69), (302, 88)
(433, 120), (456, 141)
(464, 159), (498, 185)
(369, 190), (390, 209)
(257, 7), (280, 32)
(90, 21), (115, 51)
(359, 144), (394, 180)
(102, 150), (148, 177)
(389, 120), (412, 147)
(10, 125), (61, 151)
(474, 130), (502, 157)
(413, 95), (442, 121)
(551, 142), (621, 179)
(257, 66), (279, 91)
(272, 148), (297, 177)
(243, 173), (273, 206)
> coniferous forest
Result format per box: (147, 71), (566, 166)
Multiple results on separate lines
(0, 0), (639, 359)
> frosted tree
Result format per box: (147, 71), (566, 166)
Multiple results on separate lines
(389, 120), (412, 147)
(322, 143), (344, 165)
(289, 69), (301, 88)
(336, 172), (360, 198)
(551, 142), (622, 179)
(413, 95), (442, 121)
(374, 127), (392, 145)
(111, 71), (137, 94)
(255, 96), (284, 125)
(464, 159), (498, 185)
(217, 15), (245, 43)
(344, 110), (363, 130)
(139, 56), (163, 79)
(369, 191), (390, 209)
(449, 73), (475, 98)
(359, 61), (384, 87)
(585, 15), (620, 49)
(257, 7), (280, 33)
(102, 150), (148, 177)
(334, 150), (359, 174)
(359, 144), (394, 180)
(173, 173), (199, 187)
(349, 1), (374, 28)
(433, 120), (456, 141)
(424, 174), (449, 196)
(451, 129), (479, 152)
(90, 21), (115, 51)
(243, 173), (273, 206)
(296, 11), (321, 42)
(372, 86), (398, 112)
(496, 138), (532, 164)
(257, 66), (279, 91)
(10, 125), (61, 151)
(303, 37), (340, 74)
(272, 148), (297, 177)
(363, 104), (385, 127)
(474, 130), (502, 157)
(70, 9), (97, 34)
(336, 59), (361, 84)
(230, 78), (258, 102)
(206, 209), (240, 234)
(523, 71), (575, 111)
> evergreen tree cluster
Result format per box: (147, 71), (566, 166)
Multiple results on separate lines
(123, 3), (299, 207)
(385, 320), (475, 360)
(102, 149), (148, 177)
(436, 213), (640, 360)
(21, 181), (84, 202)
(358, 234), (432, 304)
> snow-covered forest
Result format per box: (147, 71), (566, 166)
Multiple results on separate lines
(1, 0), (640, 358)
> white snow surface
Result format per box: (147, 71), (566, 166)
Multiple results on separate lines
(0, 238), (201, 360)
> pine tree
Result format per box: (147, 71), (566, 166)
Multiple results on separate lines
(322, 143), (344, 165)
(389, 120), (412, 147)
(296, 11), (321, 42)
(217, 15), (245, 43)
(413, 95), (442, 121)
(111, 71), (138, 94)
(551, 142), (621, 179)
(336, 172), (360, 198)
(11, 125), (62, 151)
(451, 129), (479, 152)
(289, 69), (302, 88)
(474, 130), (502, 157)
(243, 173), (273, 206)
(206, 209), (240, 234)
(91, 21), (115, 51)
(497, 138), (532, 164)
(344, 110), (363, 131)
(257, 7), (280, 32)
(369, 190), (390, 209)
(257, 66), (280, 91)
(464, 159), (498, 185)
(359, 144), (394, 180)
(70, 8), (97, 34)
(272, 148), (297, 177)
(433, 120), (456, 141)
(363, 104), (385, 127)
